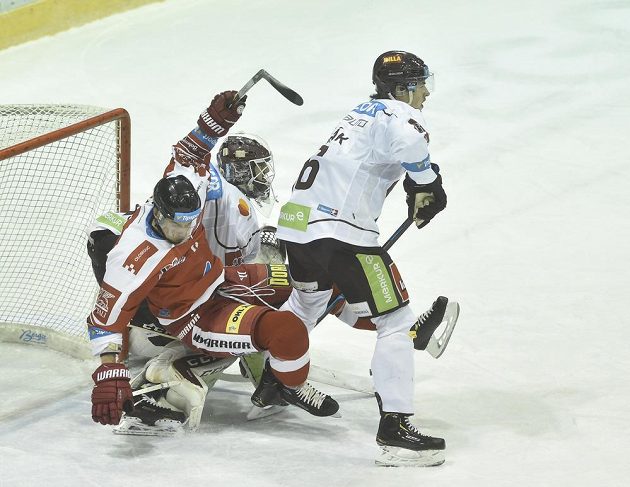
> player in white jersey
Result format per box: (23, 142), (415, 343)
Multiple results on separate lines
(275, 51), (449, 467)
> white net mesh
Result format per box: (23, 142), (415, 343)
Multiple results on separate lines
(0, 105), (127, 356)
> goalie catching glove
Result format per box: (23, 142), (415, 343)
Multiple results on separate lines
(403, 163), (447, 228)
(91, 363), (133, 425)
(197, 90), (247, 139)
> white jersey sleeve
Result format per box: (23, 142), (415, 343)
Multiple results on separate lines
(276, 98), (438, 247)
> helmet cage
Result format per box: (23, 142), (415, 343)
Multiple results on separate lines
(217, 134), (276, 209)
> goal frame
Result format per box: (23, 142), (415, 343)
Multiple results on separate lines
(0, 107), (131, 359)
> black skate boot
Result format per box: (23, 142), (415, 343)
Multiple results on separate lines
(114, 395), (186, 436)
(250, 362), (289, 408)
(374, 394), (445, 467)
(409, 296), (448, 350)
(251, 362), (339, 417)
(409, 296), (460, 359)
(280, 381), (340, 417)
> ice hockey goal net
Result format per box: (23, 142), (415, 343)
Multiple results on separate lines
(0, 105), (130, 359)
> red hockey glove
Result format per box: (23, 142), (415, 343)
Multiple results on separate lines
(197, 90), (246, 138)
(91, 363), (133, 425)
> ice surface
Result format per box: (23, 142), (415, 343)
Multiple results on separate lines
(1, 0), (629, 485)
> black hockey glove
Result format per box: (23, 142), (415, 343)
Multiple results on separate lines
(403, 164), (447, 228)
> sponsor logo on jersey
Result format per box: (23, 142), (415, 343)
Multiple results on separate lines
(352, 101), (387, 117)
(123, 241), (158, 274)
(342, 114), (368, 127)
(401, 155), (431, 173)
(226, 304), (255, 334)
(96, 211), (127, 233)
(159, 256), (186, 277)
(93, 282), (122, 323)
(191, 126), (219, 147)
(204, 261), (213, 275)
(238, 198), (250, 216)
(158, 308), (171, 318)
(206, 165), (223, 200)
(316, 204), (338, 217)
(19, 329), (48, 344)
(88, 326), (113, 339)
(278, 202), (310, 231)
(383, 54), (402, 63)
(268, 264), (290, 287)
(237, 270), (248, 281)
(357, 254), (399, 313)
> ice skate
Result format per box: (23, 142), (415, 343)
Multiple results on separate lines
(409, 296), (460, 358)
(375, 412), (445, 467)
(251, 362), (339, 417)
(113, 395), (186, 437)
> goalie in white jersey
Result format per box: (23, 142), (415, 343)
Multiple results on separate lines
(276, 51), (449, 467)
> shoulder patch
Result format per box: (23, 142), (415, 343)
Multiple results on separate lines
(123, 241), (159, 275)
(352, 101), (387, 117)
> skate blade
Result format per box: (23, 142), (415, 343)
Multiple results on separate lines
(246, 404), (287, 421)
(375, 446), (445, 467)
(113, 417), (185, 437)
(426, 301), (460, 359)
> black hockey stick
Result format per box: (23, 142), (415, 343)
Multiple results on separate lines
(317, 217), (413, 323)
(229, 69), (304, 107)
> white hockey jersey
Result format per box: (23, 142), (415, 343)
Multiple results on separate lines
(201, 166), (261, 266)
(276, 98), (438, 247)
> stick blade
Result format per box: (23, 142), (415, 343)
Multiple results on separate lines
(260, 70), (304, 105)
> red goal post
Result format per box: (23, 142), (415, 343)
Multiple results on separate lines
(0, 105), (131, 359)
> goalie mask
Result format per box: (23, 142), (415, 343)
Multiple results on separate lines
(217, 134), (277, 216)
(372, 50), (434, 109)
(152, 175), (202, 244)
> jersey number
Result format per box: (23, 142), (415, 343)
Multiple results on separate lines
(294, 145), (328, 190)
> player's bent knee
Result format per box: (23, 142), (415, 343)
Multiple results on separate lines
(372, 305), (417, 337)
(254, 310), (308, 361)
